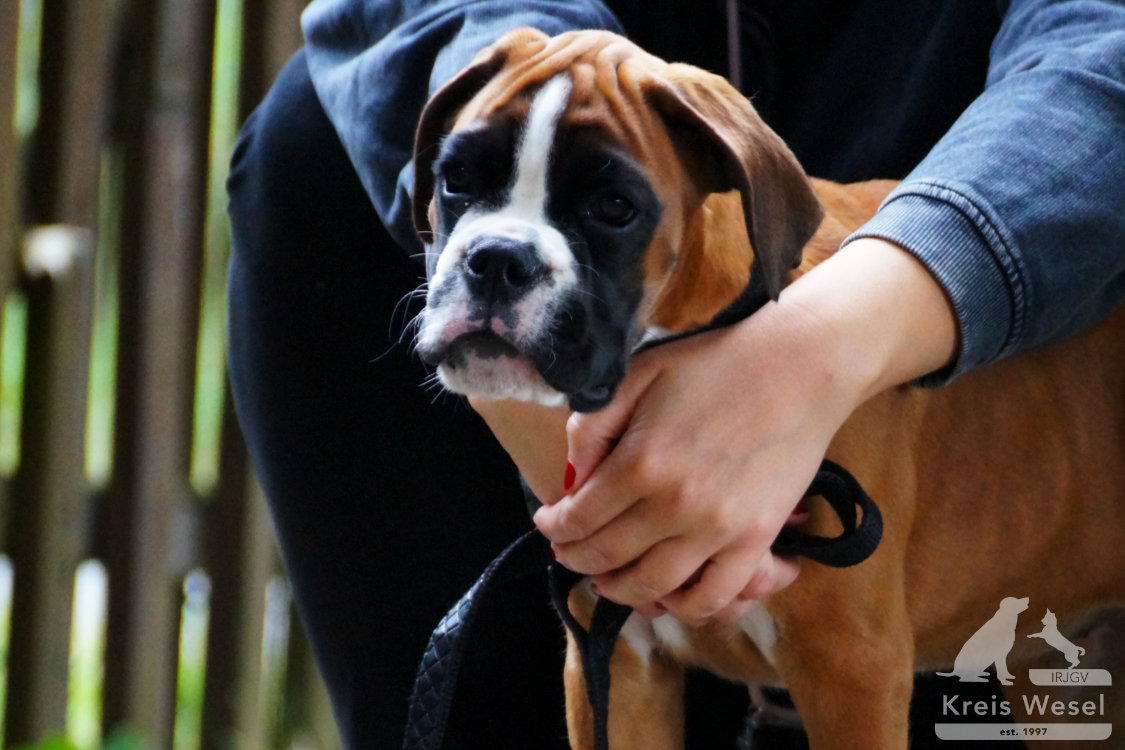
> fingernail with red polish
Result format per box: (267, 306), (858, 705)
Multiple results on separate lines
(653, 602), (667, 613)
(590, 581), (601, 597)
(564, 461), (576, 491)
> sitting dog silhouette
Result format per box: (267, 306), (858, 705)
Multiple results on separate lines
(937, 596), (1030, 685)
(1028, 608), (1086, 669)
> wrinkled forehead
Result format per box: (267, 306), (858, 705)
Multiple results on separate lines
(450, 31), (675, 164)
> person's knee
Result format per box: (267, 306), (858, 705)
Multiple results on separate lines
(227, 48), (340, 219)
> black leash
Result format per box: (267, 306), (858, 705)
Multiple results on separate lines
(771, 459), (882, 566)
(548, 459), (881, 750)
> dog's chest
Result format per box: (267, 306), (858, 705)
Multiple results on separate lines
(617, 603), (781, 682)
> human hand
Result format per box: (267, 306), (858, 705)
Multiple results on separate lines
(534, 238), (957, 624)
(534, 308), (831, 624)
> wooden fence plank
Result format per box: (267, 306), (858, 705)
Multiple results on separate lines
(236, 0), (305, 117)
(4, 228), (95, 746)
(286, 623), (343, 750)
(199, 396), (254, 750)
(22, 0), (114, 228)
(3, 0), (115, 742)
(0, 0), (18, 303)
(100, 0), (216, 745)
(193, 3), (307, 746)
(262, 0), (307, 83)
(238, 481), (285, 749)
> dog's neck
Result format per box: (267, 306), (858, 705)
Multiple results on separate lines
(646, 178), (886, 333)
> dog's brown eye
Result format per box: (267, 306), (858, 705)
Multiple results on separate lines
(443, 163), (472, 194)
(588, 192), (637, 227)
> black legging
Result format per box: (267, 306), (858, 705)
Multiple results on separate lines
(226, 49), (569, 748)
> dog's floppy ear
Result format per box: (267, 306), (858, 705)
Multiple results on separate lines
(645, 65), (824, 300)
(412, 28), (549, 240)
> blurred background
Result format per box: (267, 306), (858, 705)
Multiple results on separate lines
(0, 1), (343, 748)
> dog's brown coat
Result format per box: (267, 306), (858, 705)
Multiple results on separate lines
(413, 28), (1125, 750)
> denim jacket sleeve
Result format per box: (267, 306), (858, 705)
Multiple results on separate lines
(304, 0), (1125, 384)
(300, 0), (621, 254)
(846, 0), (1125, 384)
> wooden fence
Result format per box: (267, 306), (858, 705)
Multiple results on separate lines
(0, 1), (340, 748)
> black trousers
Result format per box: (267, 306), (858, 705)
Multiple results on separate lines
(226, 50), (558, 748)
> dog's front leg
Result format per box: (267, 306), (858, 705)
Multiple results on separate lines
(564, 587), (686, 750)
(777, 631), (914, 750)
(770, 568), (915, 750)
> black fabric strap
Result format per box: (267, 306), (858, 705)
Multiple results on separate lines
(548, 564), (633, 750)
(403, 529), (552, 750)
(551, 458), (881, 750)
(772, 459), (882, 568)
(633, 263), (773, 357)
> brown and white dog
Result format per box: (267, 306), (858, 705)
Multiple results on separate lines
(411, 28), (1125, 750)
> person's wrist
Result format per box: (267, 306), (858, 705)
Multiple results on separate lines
(774, 237), (959, 406)
(469, 396), (572, 503)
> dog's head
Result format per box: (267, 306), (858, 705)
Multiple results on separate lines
(1000, 596), (1031, 615)
(412, 29), (822, 411)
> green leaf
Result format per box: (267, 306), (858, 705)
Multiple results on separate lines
(12, 735), (78, 750)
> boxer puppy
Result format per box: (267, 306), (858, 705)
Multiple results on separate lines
(411, 28), (1125, 750)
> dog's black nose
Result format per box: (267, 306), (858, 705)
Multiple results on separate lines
(464, 238), (543, 303)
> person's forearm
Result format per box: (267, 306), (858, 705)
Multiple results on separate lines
(470, 237), (957, 513)
(469, 397), (571, 504)
(848, 0), (1125, 383)
(777, 236), (959, 406)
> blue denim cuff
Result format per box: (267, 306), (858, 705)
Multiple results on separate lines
(843, 180), (1029, 387)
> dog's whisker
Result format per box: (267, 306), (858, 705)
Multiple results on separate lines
(571, 285), (609, 308)
(388, 284), (429, 342)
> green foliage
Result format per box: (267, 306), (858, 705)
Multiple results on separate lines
(12, 735), (77, 750)
(14, 728), (148, 750)
(101, 730), (148, 750)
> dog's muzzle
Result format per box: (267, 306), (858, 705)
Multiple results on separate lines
(416, 221), (629, 410)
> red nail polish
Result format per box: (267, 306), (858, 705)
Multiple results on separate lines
(654, 602), (667, 612)
(564, 461), (576, 491)
(590, 581), (601, 597)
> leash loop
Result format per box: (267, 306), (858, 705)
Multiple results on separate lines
(553, 458), (882, 750)
(771, 459), (883, 567)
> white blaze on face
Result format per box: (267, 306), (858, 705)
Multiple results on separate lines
(508, 74), (572, 221)
(418, 74), (581, 405)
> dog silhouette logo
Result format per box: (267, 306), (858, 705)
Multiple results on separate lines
(937, 596), (1030, 686)
(1028, 608), (1086, 669)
